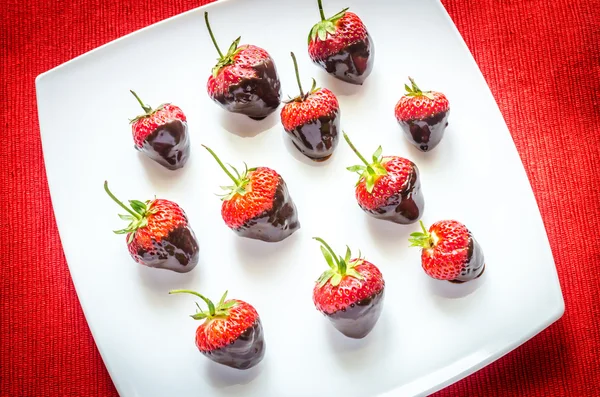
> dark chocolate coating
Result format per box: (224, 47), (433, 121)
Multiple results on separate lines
(233, 178), (300, 242)
(314, 34), (375, 85)
(398, 110), (450, 152)
(449, 233), (486, 283)
(136, 225), (199, 273)
(202, 319), (265, 370)
(139, 120), (190, 170)
(359, 165), (424, 224)
(286, 109), (340, 161)
(325, 288), (385, 339)
(211, 57), (281, 120)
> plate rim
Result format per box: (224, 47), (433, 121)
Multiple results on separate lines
(34, 0), (566, 396)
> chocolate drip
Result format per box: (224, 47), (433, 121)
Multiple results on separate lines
(202, 319), (265, 370)
(398, 110), (450, 152)
(449, 234), (486, 283)
(233, 178), (300, 242)
(325, 288), (385, 339)
(360, 165), (424, 224)
(139, 119), (190, 170)
(314, 34), (375, 85)
(212, 57), (281, 120)
(135, 225), (199, 273)
(286, 110), (340, 161)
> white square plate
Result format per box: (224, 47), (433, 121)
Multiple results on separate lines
(35, 0), (564, 395)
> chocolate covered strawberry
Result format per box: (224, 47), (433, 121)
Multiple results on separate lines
(312, 238), (385, 339)
(204, 12), (281, 120)
(409, 220), (485, 283)
(281, 52), (340, 161)
(395, 77), (450, 152)
(129, 90), (190, 170)
(169, 289), (265, 370)
(202, 145), (300, 242)
(104, 181), (199, 273)
(308, 0), (374, 85)
(343, 132), (424, 224)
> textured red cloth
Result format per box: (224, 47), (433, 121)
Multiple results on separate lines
(2, 0), (599, 395)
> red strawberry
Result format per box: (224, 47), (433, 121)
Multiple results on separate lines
(202, 145), (300, 242)
(169, 289), (265, 370)
(343, 132), (424, 224)
(204, 12), (281, 120)
(409, 220), (486, 283)
(103, 181), (199, 273)
(308, 0), (374, 85)
(312, 238), (385, 339)
(395, 77), (450, 152)
(129, 90), (190, 170)
(280, 52), (340, 161)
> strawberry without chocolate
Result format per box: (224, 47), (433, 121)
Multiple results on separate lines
(343, 132), (424, 224)
(204, 12), (281, 120)
(312, 238), (385, 339)
(395, 77), (450, 152)
(169, 289), (266, 370)
(409, 220), (485, 283)
(203, 145), (300, 242)
(308, 0), (374, 85)
(104, 181), (199, 273)
(129, 90), (190, 170)
(281, 52), (340, 161)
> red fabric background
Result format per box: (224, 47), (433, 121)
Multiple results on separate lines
(2, 0), (599, 395)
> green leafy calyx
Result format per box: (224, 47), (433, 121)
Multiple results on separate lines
(104, 181), (155, 244)
(404, 77), (434, 100)
(408, 220), (434, 248)
(343, 132), (388, 194)
(129, 90), (167, 124)
(308, 0), (349, 44)
(285, 52), (320, 103)
(169, 289), (237, 321)
(313, 237), (364, 289)
(202, 144), (253, 201)
(205, 12), (243, 78)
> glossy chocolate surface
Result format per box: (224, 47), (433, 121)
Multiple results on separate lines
(286, 109), (340, 161)
(233, 178), (300, 242)
(136, 225), (199, 273)
(139, 120), (190, 170)
(314, 34), (374, 85)
(212, 57), (281, 120)
(360, 165), (424, 224)
(398, 110), (449, 152)
(326, 288), (385, 339)
(449, 234), (486, 283)
(202, 319), (265, 370)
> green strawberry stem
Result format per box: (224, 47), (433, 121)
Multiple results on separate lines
(169, 289), (237, 320)
(313, 237), (363, 288)
(290, 52), (304, 98)
(317, 0), (326, 21)
(202, 144), (250, 199)
(202, 144), (238, 184)
(169, 289), (216, 316)
(342, 132), (387, 193)
(104, 181), (141, 220)
(343, 132), (369, 166)
(408, 220), (434, 248)
(204, 12), (223, 58)
(314, 237), (344, 273)
(404, 77), (434, 100)
(130, 90), (152, 114)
